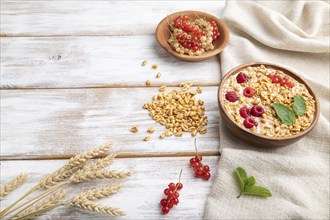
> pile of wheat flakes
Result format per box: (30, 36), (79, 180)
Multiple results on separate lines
(130, 59), (208, 141)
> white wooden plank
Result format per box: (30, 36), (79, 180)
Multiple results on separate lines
(0, 87), (220, 159)
(0, 36), (220, 89)
(0, 156), (219, 219)
(1, 1), (225, 36)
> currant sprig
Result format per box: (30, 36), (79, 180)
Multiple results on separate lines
(189, 139), (211, 180)
(160, 169), (183, 214)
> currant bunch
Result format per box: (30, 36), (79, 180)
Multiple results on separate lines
(160, 169), (183, 214)
(267, 72), (295, 88)
(168, 14), (221, 56)
(189, 139), (211, 180)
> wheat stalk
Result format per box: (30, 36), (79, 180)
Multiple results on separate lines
(15, 190), (68, 219)
(67, 199), (125, 216)
(71, 184), (121, 202)
(70, 170), (132, 183)
(0, 173), (27, 200)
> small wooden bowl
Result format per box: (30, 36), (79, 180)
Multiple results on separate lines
(218, 62), (320, 148)
(155, 11), (229, 62)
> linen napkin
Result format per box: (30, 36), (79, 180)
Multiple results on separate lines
(205, 1), (330, 219)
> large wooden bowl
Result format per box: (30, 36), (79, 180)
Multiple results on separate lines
(218, 62), (320, 148)
(155, 11), (229, 62)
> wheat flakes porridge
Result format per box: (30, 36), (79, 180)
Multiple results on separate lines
(222, 65), (316, 137)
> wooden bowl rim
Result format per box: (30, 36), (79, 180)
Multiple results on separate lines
(155, 10), (230, 61)
(218, 62), (320, 141)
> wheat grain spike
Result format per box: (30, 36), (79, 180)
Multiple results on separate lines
(38, 142), (112, 189)
(71, 184), (121, 202)
(18, 189), (68, 218)
(67, 142), (112, 167)
(68, 200), (125, 216)
(70, 170), (132, 183)
(0, 173), (27, 200)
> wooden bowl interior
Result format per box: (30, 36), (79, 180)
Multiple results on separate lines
(156, 11), (229, 62)
(218, 62), (320, 146)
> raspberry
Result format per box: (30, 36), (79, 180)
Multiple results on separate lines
(239, 106), (251, 118)
(243, 117), (258, 128)
(225, 91), (238, 102)
(251, 105), (264, 117)
(236, 72), (248, 83)
(243, 87), (255, 98)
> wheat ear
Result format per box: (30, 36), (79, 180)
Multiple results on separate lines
(67, 142), (112, 167)
(15, 189), (68, 219)
(67, 200), (125, 216)
(71, 184), (121, 202)
(38, 142), (112, 189)
(0, 173), (27, 200)
(0, 142), (112, 218)
(70, 170), (132, 183)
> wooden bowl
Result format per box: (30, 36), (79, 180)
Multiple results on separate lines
(218, 62), (320, 148)
(155, 11), (229, 62)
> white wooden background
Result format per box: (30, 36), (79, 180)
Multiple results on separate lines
(0, 1), (226, 219)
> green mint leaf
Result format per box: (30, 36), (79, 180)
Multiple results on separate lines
(243, 186), (272, 198)
(246, 176), (256, 188)
(272, 103), (296, 125)
(235, 167), (248, 191)
(293, 95), (306, 116)
(235, 167), (272, 199)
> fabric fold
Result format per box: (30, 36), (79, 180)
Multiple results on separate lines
(205, 1), (329, 219)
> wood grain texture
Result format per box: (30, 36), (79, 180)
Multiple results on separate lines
(1, 87), (220, 159)
(0, 36), (220, 89)
(0, 156), (220, 219)
(1, 1), (225, 37)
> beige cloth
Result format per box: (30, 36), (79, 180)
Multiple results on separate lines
(205, 1), (330, 219)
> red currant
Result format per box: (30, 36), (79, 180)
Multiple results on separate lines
(203, 165), (210, 171)
(162, 206), (170, 214)
(286, 81), (294, 88)
(272, 76), (280, 84)
(195, 155), (202, 161)
(173, 198), (179, 205)
(176, 182), (183, 190)
(164, 188), (170, 195)
(190, 158), (197, 166)
(167, 202), (174, 209)
(173, 191), (179, 199)
(196, 167), (204, 175)
(203, 172), (211, 180)
(160, 199), (167, 207)
(168, 183), (175, 190)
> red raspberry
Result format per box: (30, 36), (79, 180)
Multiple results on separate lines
(236, 72), (248, 83)
(251, 105), (264, 117)
(243, 87), (255, 98)
(243, 117), (258, 128)
(225, 91), (238, 102)
(239, 106), (251, 118)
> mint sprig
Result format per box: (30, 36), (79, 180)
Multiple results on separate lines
(235, 167), (272, 198)
(272, 95), (306, 125)
(272, 103), (296, 125)
(293, 95), (306, 116)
